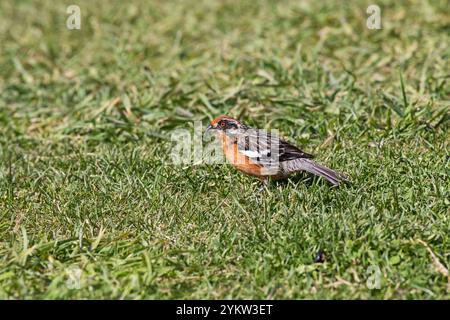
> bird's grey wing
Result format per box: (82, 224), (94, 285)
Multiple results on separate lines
(235, 128), (313, 166)
(278, 139), (314, 161)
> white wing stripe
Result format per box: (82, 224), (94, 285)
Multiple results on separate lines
(240, 150), (263, 158)
(240, 149), (271, 158)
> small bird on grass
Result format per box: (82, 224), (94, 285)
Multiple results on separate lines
(205, 116), (348, 187)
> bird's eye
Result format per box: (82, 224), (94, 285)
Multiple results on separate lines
(220, 121), (226, 128)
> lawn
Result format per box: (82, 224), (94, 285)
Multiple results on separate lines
(0, 0), (449, 299)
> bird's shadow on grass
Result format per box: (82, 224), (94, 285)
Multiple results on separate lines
(269, 172), (347, 189)
(272, 174), (313, 188)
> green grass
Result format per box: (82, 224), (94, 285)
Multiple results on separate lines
(0, 0), (449, 299)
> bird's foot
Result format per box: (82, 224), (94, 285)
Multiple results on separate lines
(258, 178), (269, 192)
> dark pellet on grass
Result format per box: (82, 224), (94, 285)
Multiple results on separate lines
(314, 250), (326, 263)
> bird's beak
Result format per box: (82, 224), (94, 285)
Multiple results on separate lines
(204, 124), (217, 139)
(205, 124), (214, 133)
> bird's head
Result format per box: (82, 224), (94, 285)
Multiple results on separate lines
(205, 116), (245, 134)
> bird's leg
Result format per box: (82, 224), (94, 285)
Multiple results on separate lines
(258, 177), (269, 192)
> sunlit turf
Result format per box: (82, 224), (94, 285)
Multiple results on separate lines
(0, 0), (449, 299)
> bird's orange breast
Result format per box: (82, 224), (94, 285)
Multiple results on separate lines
(220, 133), (263, 177)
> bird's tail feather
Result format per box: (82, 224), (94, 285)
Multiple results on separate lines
(299, 159), (348, 186)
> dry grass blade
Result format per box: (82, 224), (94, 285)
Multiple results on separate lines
(416, 239), (450, 292)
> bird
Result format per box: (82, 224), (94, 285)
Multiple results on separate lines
(205, 115), (348, 187)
